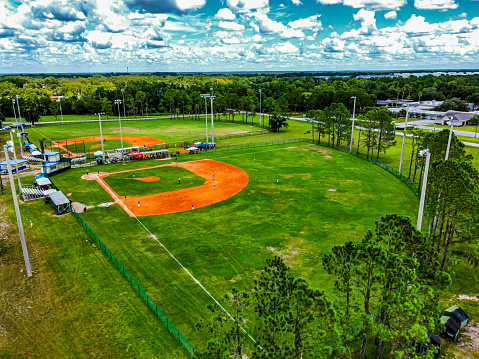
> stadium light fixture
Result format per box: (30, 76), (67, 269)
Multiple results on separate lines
(15, 95), (24, 132)
(445, 120), (454, 160)
(12, 99), (18, 127)
(3, 143), (32, 277)
(349, 96), (357, 153)
(95, 112), (106, 155)
(115, 99), (124, 154)
(259, 89), (262, 127)
(209, 88), (216, 144)
(57, 91), (65, 125)
(399, 104), (410, 175)
(417, 149), (431, 231)
(200, 94), (210, 142)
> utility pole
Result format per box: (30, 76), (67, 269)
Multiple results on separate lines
(58, 91), (64, 125)
(4, 142), (32, 277)
(349, 96), (356, 153)
(399, 104), (409, 175)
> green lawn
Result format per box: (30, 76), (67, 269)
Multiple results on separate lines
(423, 123), (479, 133)
(51, 142), (420, 353)
(103, 166), (206, 197)
(0, 181), (187, 359)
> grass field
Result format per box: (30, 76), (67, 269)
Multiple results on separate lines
(103, 166), (206, 197)
(50, 141), (421, 353)
(2, 117), (479, 357)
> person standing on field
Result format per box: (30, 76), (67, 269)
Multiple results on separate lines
(178, 177), (181, 184)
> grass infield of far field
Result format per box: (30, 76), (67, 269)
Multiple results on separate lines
(102, 166), (206, 197)
(52, 141), (420, 354)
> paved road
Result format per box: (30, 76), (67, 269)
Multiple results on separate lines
(395, 119), (478, 138)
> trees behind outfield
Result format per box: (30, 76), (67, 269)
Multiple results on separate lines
(195, 215), (447, 359)
(1, 72), (478, 120)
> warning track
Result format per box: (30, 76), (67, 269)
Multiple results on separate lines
(82, 159), (248, 216)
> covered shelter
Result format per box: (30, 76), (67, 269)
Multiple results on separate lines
(49, 191), (71, 214)
(186, 146), (199, 154)
(139, 149), (168, 159)
(128, 151), (142, 158)
(0, 158), (29, 175)
(35, 177), (52, 190)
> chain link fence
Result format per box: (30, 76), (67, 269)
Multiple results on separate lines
(45, 174), (195, 356)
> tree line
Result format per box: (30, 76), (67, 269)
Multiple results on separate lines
(1, 73), (478, 125)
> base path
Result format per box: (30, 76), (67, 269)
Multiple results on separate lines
(82, 159), (249, 216)
(54, 135), (165, 155)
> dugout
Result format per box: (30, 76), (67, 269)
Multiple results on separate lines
(35, 177), (52, 190)
(0, 158), (29, 175)
(140, 149), (168, 159)
(49, 191), (71, 214)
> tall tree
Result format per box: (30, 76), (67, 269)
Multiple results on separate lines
(426, 159), (479, 271)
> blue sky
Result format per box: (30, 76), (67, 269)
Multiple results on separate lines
(0, 0), (478, 73)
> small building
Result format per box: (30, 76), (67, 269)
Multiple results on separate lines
(42, 151), (61, 163)
(443, 306), (469, 329)
(49, 191), (71, 214)
(440, 315), (461, 340)
(0, 158), (29, 174)
(437, 111), (478, 127)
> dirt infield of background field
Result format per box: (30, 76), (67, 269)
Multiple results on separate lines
(54, 135), (165, 154)
(82, 159), (249, 216)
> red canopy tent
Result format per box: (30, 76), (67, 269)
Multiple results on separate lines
(128, 151), (142, 157)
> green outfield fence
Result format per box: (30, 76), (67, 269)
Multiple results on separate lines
(45, 176), (195, 356)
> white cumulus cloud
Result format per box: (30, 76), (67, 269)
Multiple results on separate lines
(227, 0), (269, 13)
(274, 40), (299, 53)
(414, 0), (458, 10)
(353, 9), (376, 34)
(215, 8), (235, 20)
(218, 21), (244, 30)
(288, 15), (322, 30)
(317, 0), (406, 10)
(281, 28), (305, 38)
(384, 11), (397, 19)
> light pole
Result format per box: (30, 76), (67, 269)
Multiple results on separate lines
(57, 91), (64, 125)
(399, 104), (410, 175)
(445, 120), (454, 160)
(210, 88), (216, 144)
(4, 141), (32, 277)
(10, 130), (22, 190)
(259, 89), (262, 127)
(12, 99), (18, 127)
(95, 112), (105, 154)
(115, 100), (124, 153)
(417, 149), (431, 231)
(200, 94), (210, 142)
(121, 89), (127, 124)
(349, 96), (357, 153)
(15, 95), (24, 132)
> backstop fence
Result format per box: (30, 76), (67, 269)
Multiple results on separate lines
(45, 175), (196, 356)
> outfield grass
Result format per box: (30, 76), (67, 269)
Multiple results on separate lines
(51, 142), (420, 353)
(103, 166), (206, 197)
(0, 180), (187, 359)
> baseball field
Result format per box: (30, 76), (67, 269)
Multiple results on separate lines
(4, 116), (478, 357)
